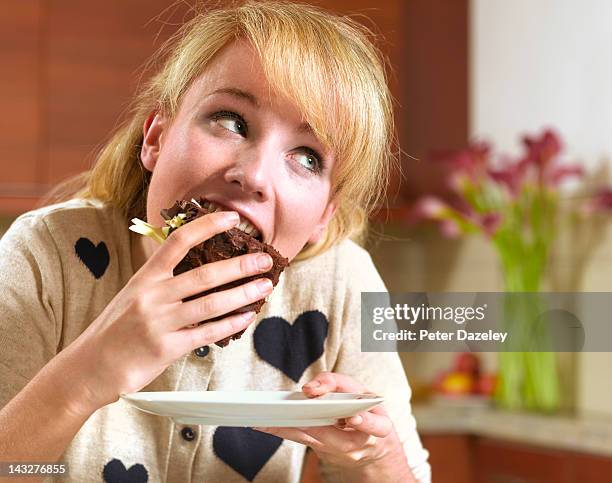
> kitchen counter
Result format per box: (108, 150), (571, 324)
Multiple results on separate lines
(413, 403), (612, 457)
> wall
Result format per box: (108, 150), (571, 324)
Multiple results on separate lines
(471, 0), (612, 167)
(470, 0), (612, 417)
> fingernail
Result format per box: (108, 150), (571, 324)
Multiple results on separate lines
(303, 381), (321, 389)
(256, 254), (273, 270)
(348, 415), (363, 425)
(256, 278), (273, 294)
(223, 211), (240, 224)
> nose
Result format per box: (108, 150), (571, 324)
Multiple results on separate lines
(224, 149), (273, 201)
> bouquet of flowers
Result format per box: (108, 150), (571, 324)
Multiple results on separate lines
(412, 128), (611, 411)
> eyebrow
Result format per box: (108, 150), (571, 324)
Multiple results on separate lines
(207, 87), (314, 135)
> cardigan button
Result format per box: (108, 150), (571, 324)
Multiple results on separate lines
(193, 346), (210, 357)
(180, 427), (196, 442)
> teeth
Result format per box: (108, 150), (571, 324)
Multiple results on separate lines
(203, 200), (261, 239)
(238, 221), (252, 233)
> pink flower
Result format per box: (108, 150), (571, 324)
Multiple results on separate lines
(432, 141), (492, 183)
(488, 162), (528, 198)
(412, 195), (503, 239)
(545, 164), (584, 187)
(412, 196), (449, 220)
(479, 213), (503, 237)
(447, 172), (470, 194)
(522, 129), (563, 168)
(408, 127), (612, 247)
(440, 219), (462, 238)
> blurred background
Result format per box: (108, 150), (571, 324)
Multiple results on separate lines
(2, 1), (612, 482)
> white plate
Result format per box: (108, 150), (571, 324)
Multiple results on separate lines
(121, 391), (384, 427)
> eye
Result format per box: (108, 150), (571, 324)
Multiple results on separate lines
(211, 110), (248, 136)
(293, 147), (324, 174)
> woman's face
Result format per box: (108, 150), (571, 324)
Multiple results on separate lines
(138, 40), (336, 263)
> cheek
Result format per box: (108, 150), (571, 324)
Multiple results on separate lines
(282, 179), (327, 211)
(277, 184), (330, 235)
(160, 131), (231, 180)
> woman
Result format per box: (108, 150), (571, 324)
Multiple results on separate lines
(0, 1), (430, 482)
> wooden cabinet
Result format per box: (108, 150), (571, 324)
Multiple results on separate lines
(474, 437), (574, 483)
(0, 1), (468, 216)
(0, 2), (43, 213)
(0, 1), (189, 215)
(44, 0), (190, 185)
(421, 434), (475, 483)
(423, 434), (612, 483)
(571, 452), (612, 483)
(401, 0), (469, 201)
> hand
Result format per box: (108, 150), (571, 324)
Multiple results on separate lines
(254, 372), (409, 474)
(63, 210), (274, 412)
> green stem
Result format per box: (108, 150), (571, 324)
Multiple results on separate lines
(492, 188), (560, 412)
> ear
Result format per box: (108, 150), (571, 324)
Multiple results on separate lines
(307, 200), (337, 244)
(140, 111), (166, 172)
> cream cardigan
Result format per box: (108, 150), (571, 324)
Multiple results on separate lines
(0, 198), (430, 483)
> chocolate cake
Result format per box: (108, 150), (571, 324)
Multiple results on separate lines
(161, 197), (289, 347)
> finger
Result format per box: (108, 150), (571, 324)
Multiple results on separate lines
(367, 401), (390, 417)
(169, 277), (273, 329)
(345, 411), (393, 438)
(256, 425), (373, 456)
(301, 425), (371, 449)
(302, 372), (369, 397)
(160, 252), (273, 303)
(170, 310), (257, 352)
(252, 427), (324, 450)
(146, 211), (241, 276)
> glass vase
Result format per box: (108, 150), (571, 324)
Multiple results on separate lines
(495, 254), (561, 412)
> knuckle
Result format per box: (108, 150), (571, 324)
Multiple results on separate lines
(197, 295), (218, 318)
(377, 421), (392, 437)
(130, 293), (151, 317)
(243, 283), (256, 300)
(168, 227), (190, 247)
(153, 337), (172, 359)
(319, 372), (335, 385)
(193, 266), (212, 286)
(240, 255), (254, 274)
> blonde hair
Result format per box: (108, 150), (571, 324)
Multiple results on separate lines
(40, 0), (397, 261)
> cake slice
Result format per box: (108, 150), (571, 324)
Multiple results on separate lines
(159, 197), (288, 347)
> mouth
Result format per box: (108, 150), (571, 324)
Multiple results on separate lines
(191, 198), (263, 242)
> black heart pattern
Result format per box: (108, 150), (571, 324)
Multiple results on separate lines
(254, 310), (329, 382)
(75, 237), (110, 279)
(102, 458), (148, 483)
(213, 427), (283, 481)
